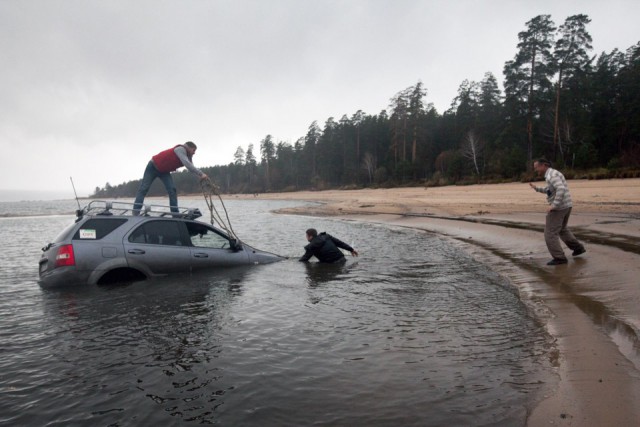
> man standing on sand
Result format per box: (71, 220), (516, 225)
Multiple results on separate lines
(299, 228), (359, 263)
(133, 141), (209, 215)
(529, 158), (586, 265)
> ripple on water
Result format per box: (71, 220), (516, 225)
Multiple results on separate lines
(0, 200), (554, 426)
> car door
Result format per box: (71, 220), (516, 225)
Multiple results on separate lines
(184, 221), (249, 270)
(124, 219), (192, 275)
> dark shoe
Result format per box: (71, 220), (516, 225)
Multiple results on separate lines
(572, 247), (586, 257)
(547, 258), (568, 266)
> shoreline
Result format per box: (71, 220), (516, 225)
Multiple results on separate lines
(233, 179), (640, 426)
(337, 212), (640, 426)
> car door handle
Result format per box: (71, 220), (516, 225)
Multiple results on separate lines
(128, 249), (146, 255)
(193, 253), (209, 258)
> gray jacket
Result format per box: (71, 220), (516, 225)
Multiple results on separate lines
(534, 168), (573, 210)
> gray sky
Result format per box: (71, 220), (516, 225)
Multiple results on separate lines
(1, 0), (638, 200)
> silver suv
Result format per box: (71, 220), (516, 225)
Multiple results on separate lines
(38, 201), (283, 288)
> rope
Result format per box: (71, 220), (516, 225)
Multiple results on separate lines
(200, 179), (288, 260)
(200, 179), (239, 242)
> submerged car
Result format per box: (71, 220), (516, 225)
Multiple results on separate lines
(38, 201), (284, 288)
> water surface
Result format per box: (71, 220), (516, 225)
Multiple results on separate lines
(0, 198), (554, 426)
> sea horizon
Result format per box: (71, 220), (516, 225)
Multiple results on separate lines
(0, 189), (90, 203)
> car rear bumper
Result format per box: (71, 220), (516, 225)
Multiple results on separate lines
(38, 267), (91, 289)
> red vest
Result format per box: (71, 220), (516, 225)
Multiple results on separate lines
(152, 145), (186, 173)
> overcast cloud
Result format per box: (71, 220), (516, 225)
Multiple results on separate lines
(1, 0), (638, 199)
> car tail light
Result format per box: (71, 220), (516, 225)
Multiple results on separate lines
(55, 244), (75, 267)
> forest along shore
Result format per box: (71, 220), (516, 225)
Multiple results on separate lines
(238, 179), (640, 426)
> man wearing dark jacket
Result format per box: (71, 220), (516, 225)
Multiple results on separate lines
(299, 228), (358, 263)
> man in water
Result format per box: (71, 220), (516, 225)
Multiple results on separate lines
(133, 141), (209, 214)
(529, 158), (586, 265)
(299, 228), (358, 263)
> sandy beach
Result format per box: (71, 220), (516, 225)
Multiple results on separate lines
(232, 178), (640, 426)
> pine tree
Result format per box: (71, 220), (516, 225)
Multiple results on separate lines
(260, 135), (275, 191)
(552, 14), (593, 162)
(504, 14), (556, 169)
(233, 146), (245, 165)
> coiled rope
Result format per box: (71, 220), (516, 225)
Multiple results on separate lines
(200, 179), (239, 242)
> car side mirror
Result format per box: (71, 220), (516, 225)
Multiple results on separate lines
(229, 239), (242, 252)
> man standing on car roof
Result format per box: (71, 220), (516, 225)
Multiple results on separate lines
(133, 141), (209, 215)
(299, 228), (359, 263)
(529, 158), (586, 265)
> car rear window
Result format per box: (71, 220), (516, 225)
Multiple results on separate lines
(73, 218), (128, 240)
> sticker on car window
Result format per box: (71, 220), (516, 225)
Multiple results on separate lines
(79, 229), (97, 239)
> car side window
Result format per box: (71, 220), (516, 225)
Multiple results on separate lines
(73, 219), (128, 240)
(185, 222), (230, 249)
(128, 221), (185, 246)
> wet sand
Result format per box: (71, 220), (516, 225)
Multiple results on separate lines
(232, 179), (640, 426)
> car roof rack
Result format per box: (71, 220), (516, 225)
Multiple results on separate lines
(77, 200), (202, 220)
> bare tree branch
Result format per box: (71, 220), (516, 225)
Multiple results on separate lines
(462, 130), (484, 176)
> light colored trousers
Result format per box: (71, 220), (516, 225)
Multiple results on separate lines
(545, 207), (582, 260)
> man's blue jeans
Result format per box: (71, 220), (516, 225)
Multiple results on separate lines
(133, 161), (178, 214)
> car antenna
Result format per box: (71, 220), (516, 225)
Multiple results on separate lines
(70, 176), (81, 210)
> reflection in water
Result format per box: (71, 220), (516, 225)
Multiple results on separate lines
(17, 269), (252, 426)
(303, 261), (357, 287)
